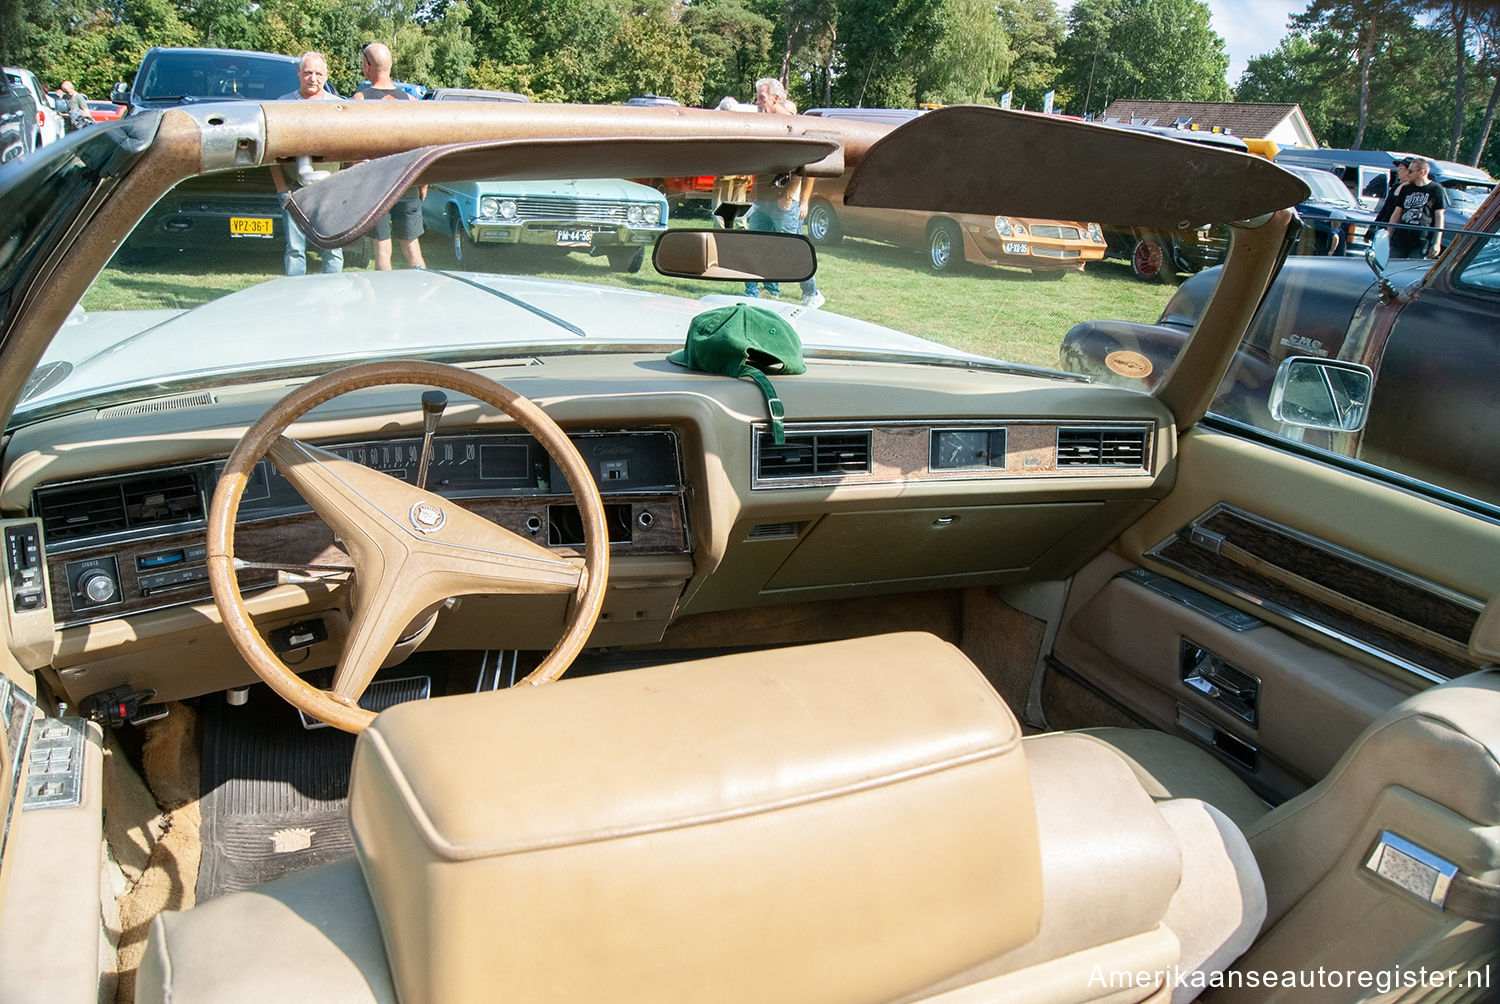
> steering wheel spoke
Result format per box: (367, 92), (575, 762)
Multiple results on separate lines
(209, 362), (610, 733)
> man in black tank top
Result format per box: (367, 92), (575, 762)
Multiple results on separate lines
(355, 43), (427, 269)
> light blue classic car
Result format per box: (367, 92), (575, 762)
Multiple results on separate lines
(422, 176), (669, 271)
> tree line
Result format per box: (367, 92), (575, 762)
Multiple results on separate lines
(0, 0), (1494, 173)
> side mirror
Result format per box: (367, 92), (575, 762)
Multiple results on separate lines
(1269, 356), (1373, 433)
(1364, 229), (1391, 273)
(110, 83), (128, 105)
(653, 230), (816, 283)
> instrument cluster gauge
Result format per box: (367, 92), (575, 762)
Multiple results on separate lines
(930, 428), (1007, 470)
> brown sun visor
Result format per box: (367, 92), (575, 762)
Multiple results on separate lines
(287, 135), (840, 248)
(844, 106), (1309, 228)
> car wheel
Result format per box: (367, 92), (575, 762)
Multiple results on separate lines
(807, 199), (842, 246)
(927, 219), (962, 272)
(607, 248), (645, 273)
(1130, 234), (1176, 283)
(448, 207), (473, 264)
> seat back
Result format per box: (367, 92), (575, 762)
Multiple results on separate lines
(349, 633), (1045, 1004)
(1224, 605), (1500, 999)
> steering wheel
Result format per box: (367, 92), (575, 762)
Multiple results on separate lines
(207, 360), (610, 733)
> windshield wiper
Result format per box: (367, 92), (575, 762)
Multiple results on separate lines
(425, 270), (588, 338)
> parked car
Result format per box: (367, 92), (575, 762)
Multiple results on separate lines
(803, 108), (1106, 276)
(1280, 164), (1378, 255)
(108, 48), (315, 259)
(86, 100), (124, 123)
(110, 47), (313, 114)
(2, 68), (64, 149)
(1096, 123), (1251, 282)
(1275, 146), (1497, 229)
(0, 101), (1496, 1004)
(422, 176), (668, 270)
(426, 87), (527, 103)
(1059, 193), (1500, 502)
(423, 85), (666, 269)
(0, 74), (32, 162)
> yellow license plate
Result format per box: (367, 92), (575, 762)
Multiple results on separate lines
(229, 217), (275, 237)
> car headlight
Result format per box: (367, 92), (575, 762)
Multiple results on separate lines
(994, 217), (1027, 237)
(627, 205), (644, 224)
(479, 197), (500, 220)
(497, 199), (518, 220)
(1087, 223), (1104, 242)
(644, 203), (662, 225)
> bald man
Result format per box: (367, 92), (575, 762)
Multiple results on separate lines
(354, 43), (427, 269)
(273, 52), (343, 275)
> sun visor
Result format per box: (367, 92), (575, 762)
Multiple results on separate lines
(844, 106), (1310, 228)
(286, 135), (840, 248)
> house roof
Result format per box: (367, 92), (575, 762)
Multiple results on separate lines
(1097, 101), (1312, 144)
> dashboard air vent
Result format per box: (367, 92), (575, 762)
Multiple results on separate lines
(122, 472), (204, 529)
(37, 484), (128, 542)
(99, 391), (215, 419)
(1056, 427), (1149, 468)
(757, 431), (872, 480)
(745, 521), (803, 541)
(37, 471), (205, 544)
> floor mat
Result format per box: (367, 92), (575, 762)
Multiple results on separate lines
(196, 684), (361, 901)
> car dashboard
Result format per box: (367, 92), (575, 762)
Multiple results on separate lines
(0, 351), (1175, 707)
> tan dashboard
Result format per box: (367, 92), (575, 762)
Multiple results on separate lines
(0, 353), (1177, 705)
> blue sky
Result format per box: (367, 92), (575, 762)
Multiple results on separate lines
(1206, 0), (1307, 85)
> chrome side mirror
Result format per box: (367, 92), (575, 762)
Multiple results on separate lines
(1364, 229), (1391, 273)
(1269, 356), (1373, 432)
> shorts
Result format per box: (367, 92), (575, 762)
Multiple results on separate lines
(375, 191), (423, 240)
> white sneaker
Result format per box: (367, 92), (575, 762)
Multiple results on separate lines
(801, 292), (825, 309)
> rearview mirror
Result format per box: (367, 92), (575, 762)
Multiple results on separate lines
(653, 230), (816, 283)
(1269, 357), (1373, 433)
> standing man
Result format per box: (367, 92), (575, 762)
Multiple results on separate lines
(1386, 157), (1445, 260)
(742, 77), (824, 309)
(354, 43), (427, 270)
(59, 81), (91, 131)
(273, 52), (343, 276)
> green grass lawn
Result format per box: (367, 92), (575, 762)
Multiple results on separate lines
(85, 229), (1176, 370)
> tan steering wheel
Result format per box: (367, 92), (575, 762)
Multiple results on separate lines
(207, 360), (609, 733)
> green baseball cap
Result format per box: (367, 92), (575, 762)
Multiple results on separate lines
(668, 303), (805, 443)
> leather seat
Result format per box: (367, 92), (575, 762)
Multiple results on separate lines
(138, 633), (1265, 1004)
(1073, 600), (1500, 996)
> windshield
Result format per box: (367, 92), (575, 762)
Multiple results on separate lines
(19, 120), (1233, 424)
(10, 104), (1315, 430)
(136, 51), (301, 102)
(1442, 179), (1495, 211)
(1288, 166), (1357, 207)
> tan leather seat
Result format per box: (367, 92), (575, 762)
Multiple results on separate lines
(1073, 600), (1500, 997)
(139, 633), (1265, 1004)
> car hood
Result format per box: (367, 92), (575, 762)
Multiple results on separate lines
(17, 270), (999, 422)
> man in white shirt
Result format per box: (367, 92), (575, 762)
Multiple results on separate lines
(272, 52), (343, 275)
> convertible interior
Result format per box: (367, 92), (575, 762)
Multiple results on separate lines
(0, 101), (1495, 1004)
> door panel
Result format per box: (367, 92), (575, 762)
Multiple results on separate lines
(1048, 426), (1498, 803)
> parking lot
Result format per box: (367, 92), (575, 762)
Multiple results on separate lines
(86, 225), (1177, 370)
